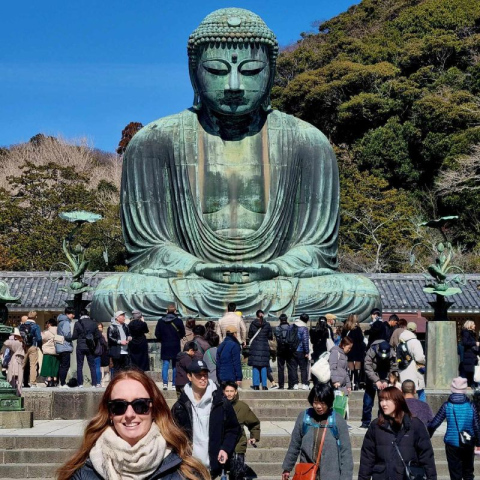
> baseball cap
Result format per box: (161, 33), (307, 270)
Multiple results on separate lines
(114, 310), (126, 318)
(226, 325), (238, 334)
(407, 322), (417, 332)
(187, 360), (210, 374)
(376, 341), (391, 359)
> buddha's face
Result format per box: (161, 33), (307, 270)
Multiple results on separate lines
(194, 44), (272, 116)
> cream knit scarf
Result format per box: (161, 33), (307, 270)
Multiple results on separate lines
(89, 423), (171, 480)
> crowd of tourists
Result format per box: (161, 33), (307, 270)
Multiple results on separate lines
(3, 304), (480, 479)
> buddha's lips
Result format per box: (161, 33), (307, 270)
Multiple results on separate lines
(220, 96), (248, 106)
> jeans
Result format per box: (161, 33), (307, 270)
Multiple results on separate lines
(58, 352), (71, 386)
(417, 389), (426, 402)
(162, 359), (177, 385)
(94, 357), (101, 386)
(445, 444), (474, 480)
(277, 354), (296, 388)
(361, 382), (380, 425)
(76, 349), (97, 386)
(252, 366), (267, 387)
(293, 351), (309, 385)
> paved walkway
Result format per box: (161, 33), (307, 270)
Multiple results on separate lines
(0, 419), (448, 437)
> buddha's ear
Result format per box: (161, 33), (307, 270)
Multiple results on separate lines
(261, 64), (276, 112)
(189, 60), (202, 111)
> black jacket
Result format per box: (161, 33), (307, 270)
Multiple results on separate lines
(70, 452), (185, 479)
(461, 328), (478, 373)
(155, 314), (186, 360)
(72, 317), (101, 353)
(247, 319), (273, 368)
(365, 320), (388, 347)
(107, 321), (130, 359)
(358, 415), (437, 480)
(171, 387), (240, 476)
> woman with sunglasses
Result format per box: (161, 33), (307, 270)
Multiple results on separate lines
(57, 369), (210, 480)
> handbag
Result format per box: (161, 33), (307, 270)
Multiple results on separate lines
(326, 338), (334, 352)
(54, 334), (64, 345)
(292, 422), (327, 480)
(333, 391), (348, 418)
(474, 356), (480, 383)
(311, 352), (331, 383)
(393, 440), (427, 480)
(453, 406), (476, 447)
(243, 325), (263, 358)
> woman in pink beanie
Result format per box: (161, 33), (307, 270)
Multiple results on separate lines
(428, 377), (480, 480)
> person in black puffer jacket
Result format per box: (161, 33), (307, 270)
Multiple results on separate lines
(358, 386), (437, 480)
(72, 312), (102, 387)
(247, 310), (273, 390)
(460, 321), (479, 387)
(56, 370), (209, 480)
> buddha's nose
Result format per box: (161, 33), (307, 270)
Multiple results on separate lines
(225, 69), (244, 92)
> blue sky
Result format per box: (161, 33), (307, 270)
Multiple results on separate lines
(1, 0), (358, 152)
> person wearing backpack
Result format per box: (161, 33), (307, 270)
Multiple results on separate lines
(155, 304), (186, 391)
(282, 382), (353, 480)
(72, 312), (101, 388)
(398, 322), (427, 402)
(361, 340), (398, 429)
(275, 314), (298, 390)
(19, 311), (42, 388)
(428, 377), (480, 480)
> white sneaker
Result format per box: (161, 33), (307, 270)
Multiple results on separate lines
(293, 384), (299, 390)
(302, 384), (309, 390)
(169, 385), (176, 391)
(60, 384), (69, 389)
(163, 384), (168, 391)
(77, 385), (84, 389)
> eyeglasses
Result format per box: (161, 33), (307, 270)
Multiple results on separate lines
(107, 398), (152, 416)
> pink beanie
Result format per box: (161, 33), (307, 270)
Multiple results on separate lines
(451, 377), (468, 394)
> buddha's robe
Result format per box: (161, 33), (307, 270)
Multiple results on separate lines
(92, 109), (380, 321)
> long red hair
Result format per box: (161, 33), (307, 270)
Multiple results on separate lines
(56, 369), (210, 480)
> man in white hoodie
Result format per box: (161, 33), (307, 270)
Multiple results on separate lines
(398, 322), (427, 402)
(171, 359), (240, 477)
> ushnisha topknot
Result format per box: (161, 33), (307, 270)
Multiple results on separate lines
(187, 8), (279, 67)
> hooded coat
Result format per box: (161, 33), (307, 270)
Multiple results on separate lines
(155, 313), (185, 360)
(398, 330), (426, 391)
(247, 319), (273, 368)
(171, 380), (240, 476)
(329, 345), (351, 394)
(216, 334), (242, 383)
(358, 415), (437, 480)
(55, 314), (73, 353)
(364, 339), (398, 385)
(229, 392), (261, 454)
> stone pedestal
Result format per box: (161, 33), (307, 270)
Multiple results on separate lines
(0, 410), (33, 428)
(426, 320), (458, 389)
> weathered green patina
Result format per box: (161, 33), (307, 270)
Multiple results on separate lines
(92, 8), (380, 321)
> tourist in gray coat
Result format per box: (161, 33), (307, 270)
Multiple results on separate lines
(56, 307), (75, 387)
(282, 383), (353, 480)
(329, 337), (353, 395)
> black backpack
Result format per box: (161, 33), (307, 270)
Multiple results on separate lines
(19, 323), (35, 347)
(396, 340), (413, 370)
(275, 324), (300, 355)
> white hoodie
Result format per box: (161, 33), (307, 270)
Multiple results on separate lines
(184, 379), (217, 468)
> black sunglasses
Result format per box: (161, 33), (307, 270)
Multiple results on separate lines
(107, 398), (152, 416)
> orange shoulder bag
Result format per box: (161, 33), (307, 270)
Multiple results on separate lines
(292, 423), (327, 480)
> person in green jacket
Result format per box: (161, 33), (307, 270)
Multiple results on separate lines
(223, 381), (261, 480)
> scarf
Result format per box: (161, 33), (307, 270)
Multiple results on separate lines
(89, 422), (171, 480)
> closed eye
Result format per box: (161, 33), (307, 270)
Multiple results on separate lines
(238, 60), (266, 76)
(202, 60), (229, 75)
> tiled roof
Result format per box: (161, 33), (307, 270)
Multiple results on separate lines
(0, 271), (479, 314)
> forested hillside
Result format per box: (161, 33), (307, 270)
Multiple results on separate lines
(273, 0), (480, 272)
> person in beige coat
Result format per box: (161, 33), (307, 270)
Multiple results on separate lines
(216, 303), (247, 346)
(40, 318), (59, 387)
(398, 322), (426, 402)
(4, 328), (26, 396)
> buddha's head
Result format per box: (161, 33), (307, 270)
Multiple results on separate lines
(188, 8), (278, 116)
